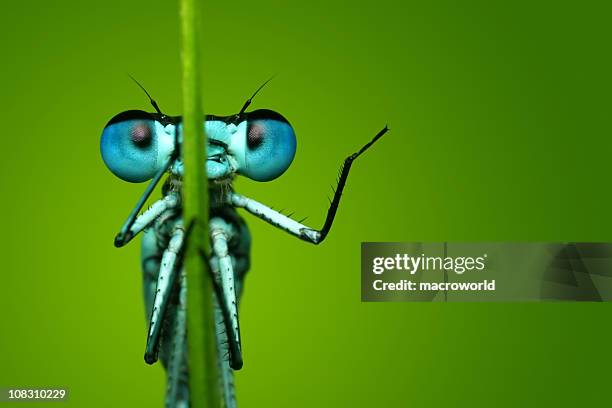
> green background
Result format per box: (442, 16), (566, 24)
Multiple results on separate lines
(1, 0), (611, 406)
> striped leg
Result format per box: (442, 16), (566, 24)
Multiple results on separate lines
(165, 272), (189, 408)
(141, 228), (163, 323)
(115, 191), (180, 247)
(210, 217), (243, 370)
(210, 257), (238, 408)
(145, 222), (185, 364)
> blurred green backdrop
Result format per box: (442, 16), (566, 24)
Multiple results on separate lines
(1, 0), (611, 406)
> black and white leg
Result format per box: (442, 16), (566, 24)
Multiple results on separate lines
(141, 228), (163, 323)
(145, 221), (185, 364)
(115, 191), (180, 247)
(208, 257), (238, 408)
(209, 217), (243, 370)
(165, 272), (189, 408)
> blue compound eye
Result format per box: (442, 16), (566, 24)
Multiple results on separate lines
(100, 110), (160, 182)
(240, 109), (297, 181)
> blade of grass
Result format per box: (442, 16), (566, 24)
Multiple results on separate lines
(180, 0), (220, 407)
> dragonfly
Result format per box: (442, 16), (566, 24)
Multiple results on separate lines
(100, 77), (389, 408)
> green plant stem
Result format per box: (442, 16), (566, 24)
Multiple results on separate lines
(180, 0), (220, 406)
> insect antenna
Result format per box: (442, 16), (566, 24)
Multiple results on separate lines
(128, 74), (165, 116)
(237, 75), (276, 117)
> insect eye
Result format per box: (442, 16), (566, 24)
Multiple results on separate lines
(100, 110), (161, 183)
(130, 122), (152, 147)
(239, 110), (297, 182)
(247, 123), (265, 149)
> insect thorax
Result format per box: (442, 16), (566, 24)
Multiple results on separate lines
(162, 174), (233, 212)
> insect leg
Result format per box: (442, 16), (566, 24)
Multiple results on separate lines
(165, 271), (189, 408)
(209, 256), (238, 408)
(210, 217), (243, 370)
(231, 123), (389, 244)
(145, 222), (185, 364)
(115, 192), (180, 247)
(114, 154), (178, 247)
(142, 228), (162, 322)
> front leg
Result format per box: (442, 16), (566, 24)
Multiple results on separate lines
(115, 191), (180, 247)
(210, 217), (243, 370)
(166, 272), (188, 408)
(144, 221), (185, 364)
(230, 192), (321, 243)
(232, 125), (389, 244)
